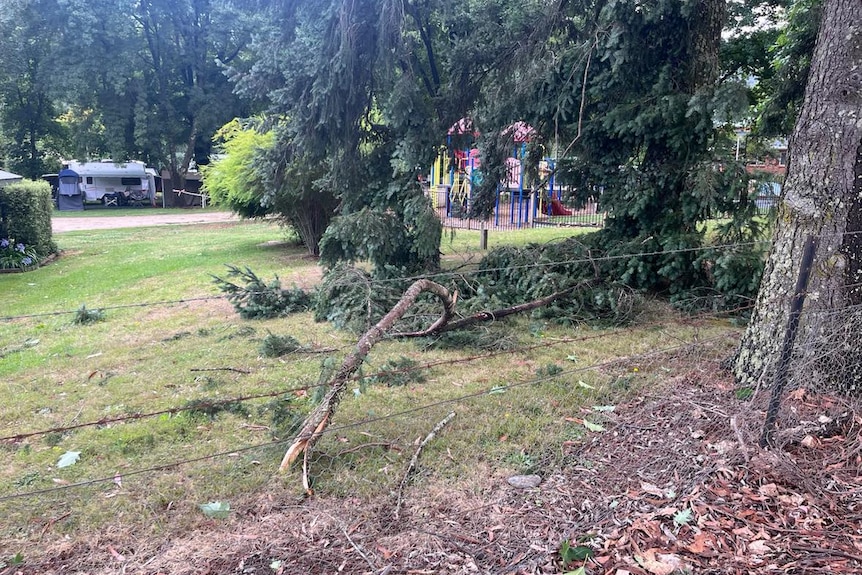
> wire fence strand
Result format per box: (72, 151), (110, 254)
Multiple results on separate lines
(0, 332), (734, 503)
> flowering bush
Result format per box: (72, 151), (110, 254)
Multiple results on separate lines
(0, 238), (41, 270)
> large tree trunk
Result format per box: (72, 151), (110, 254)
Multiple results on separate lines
(734, 0), (862, 392)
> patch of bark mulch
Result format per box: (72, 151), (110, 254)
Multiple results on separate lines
(5, 360), (861, 575)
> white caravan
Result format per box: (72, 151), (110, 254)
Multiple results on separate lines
(66, 160), (157, 206)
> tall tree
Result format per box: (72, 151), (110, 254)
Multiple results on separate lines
(473, 0), (755, 298)
(236, 0), (549, 272)
(0, 0), (66, 177)
(734, 0), (862, 390)
(52, 0), (257, 185)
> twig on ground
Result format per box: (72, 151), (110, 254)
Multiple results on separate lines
(190, 367), (251, 374)
(395, 411), (456, 521)
(335, 442), (397, 456)
(340, 522), (377, 572)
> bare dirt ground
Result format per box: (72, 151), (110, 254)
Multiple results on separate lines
(7, 354), (862, 575)
(51, 211), (239, 233)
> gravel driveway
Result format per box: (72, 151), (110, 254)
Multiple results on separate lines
(52, 211), (239, 232)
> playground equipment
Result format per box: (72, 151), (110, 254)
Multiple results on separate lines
(428, 120), (578, 229)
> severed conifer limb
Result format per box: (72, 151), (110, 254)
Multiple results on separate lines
(279, 279), (455, 484)
(391, 284), (579, 338)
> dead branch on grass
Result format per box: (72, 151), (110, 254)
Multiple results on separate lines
(280, 277), (582, 491)
(278, 279), (455, 484)
(190, 367), (251, 374)
(395, 411), (456, 521)
(391, 285), (578, 338)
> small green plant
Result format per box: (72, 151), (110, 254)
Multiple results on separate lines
(1, 552), (25, 568)
(0, 238), (40, 270)
(259, 332), (304, 357)
(505, 450), (535, 473)
(368, 356), (426, 387)
(72, 304), (106, 325)
(559, 537), (594, 568)
(673, 507), (693, 528)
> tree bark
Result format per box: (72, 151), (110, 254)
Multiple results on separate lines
(734, 0), (862, 392)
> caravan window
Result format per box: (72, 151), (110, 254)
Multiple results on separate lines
(121, 177), (141, 186)
(86, 177), (93, 184)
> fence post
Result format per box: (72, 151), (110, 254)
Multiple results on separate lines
(760, 235), (818, 448)
(480, 228), (489, 250)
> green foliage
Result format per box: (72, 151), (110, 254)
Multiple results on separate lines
(203, 120), (340, 256)
(72, 305), (105, 325)
(756, 0), (822, 137)
(559, 538), (594, 568)
(312, 264), (405, 333)
(258, 396), (303, 438)
(472, 238), (644, 326)
(259, 332), (304, 358)
(0, 0), (66, 178)
(202, 120), (275, 219)
(1, 552), (25, 568)
(368, 356), (427, 388)
(0, 180), (56, 258)
(536, 364), (564, 378)
(419, 325), (521, 352)
(212, 265), (311, 319)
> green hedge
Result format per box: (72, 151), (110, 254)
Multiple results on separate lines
(0, 180), (57, 257)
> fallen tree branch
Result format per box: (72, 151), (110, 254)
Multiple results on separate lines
(392, 285), (578, 338)
(189, 367), (251, 374)
(395, 411), (456, 521)
(279, 279), (455, 486)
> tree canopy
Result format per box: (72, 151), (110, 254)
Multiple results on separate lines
(0, 0), (260, 183)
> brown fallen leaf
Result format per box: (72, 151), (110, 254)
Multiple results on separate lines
(685, 532), (716, 556)
(758, 483), (779, 497)
(635, 548), (686, 575)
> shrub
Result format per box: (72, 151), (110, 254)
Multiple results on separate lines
(0, 180), (56, 258)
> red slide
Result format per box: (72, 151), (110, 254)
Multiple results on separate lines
(550, 198), (572, 216)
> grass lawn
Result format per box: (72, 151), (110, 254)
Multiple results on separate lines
(0, 220), (742, 554)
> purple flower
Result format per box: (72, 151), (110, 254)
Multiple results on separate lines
(16, 243), (25, 253)
(0, 239), (8, 248)
(22, 257), (33, 266)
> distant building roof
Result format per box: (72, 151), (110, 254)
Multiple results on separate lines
(0, 169), (23, 184)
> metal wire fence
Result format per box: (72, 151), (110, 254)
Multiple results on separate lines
(2, 232), (860, 574)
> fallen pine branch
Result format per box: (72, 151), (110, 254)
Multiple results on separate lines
(395, 411), (456, 521)
(390, 284), (579, 338)
(279, 279), (455, 490)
